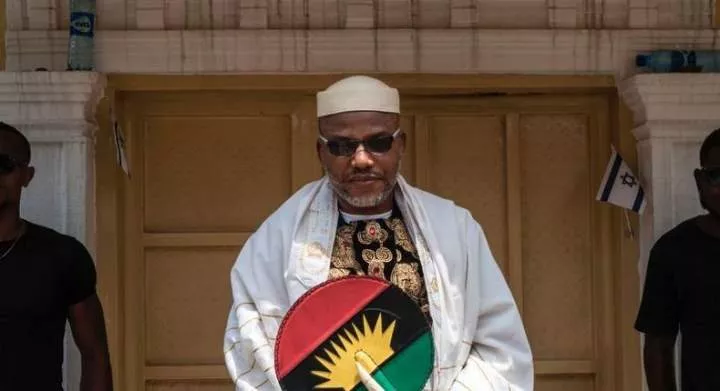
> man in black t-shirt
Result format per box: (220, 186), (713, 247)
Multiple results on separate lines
(0, 122), (113, 390)
(636, 127), (720, 391)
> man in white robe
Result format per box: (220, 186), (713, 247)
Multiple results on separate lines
(223, 75), (534, 390)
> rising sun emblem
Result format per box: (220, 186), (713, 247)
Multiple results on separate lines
(311, 313), (396, 390)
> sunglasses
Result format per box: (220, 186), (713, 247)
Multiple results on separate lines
(699, 167), (720, 186)
(318, 129), (401, 157)
(0, 154), (25, 175)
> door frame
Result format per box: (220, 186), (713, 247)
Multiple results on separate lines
(94, 74), (640, 390)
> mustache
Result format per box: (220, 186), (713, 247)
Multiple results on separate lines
(347, 172), (383, 181)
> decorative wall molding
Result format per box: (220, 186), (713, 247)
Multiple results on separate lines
(5, 0), (712, 31)
(0, 71), (107, 391)
(620, 74), (720, 128)
(0, 72), (106, 131)
(6, 29), (720, 77)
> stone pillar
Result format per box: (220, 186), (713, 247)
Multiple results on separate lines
(0, 71), (106, 390)
(620, 73), (720, 389)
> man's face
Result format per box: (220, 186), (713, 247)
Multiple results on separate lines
(0, 133), (33, 211)
(695, 146), (720, 216)
(317, 111), (404, 212)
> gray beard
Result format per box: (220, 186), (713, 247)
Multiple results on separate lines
(325, 169), (397, 209)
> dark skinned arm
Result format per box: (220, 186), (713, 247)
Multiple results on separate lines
(643, 333), (677, 391)
(68, 293), (114, 391)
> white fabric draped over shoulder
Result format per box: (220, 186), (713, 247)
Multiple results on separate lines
(223, 175), (534, 390)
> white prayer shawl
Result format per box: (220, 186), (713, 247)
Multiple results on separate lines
(223, 176), (534, 390)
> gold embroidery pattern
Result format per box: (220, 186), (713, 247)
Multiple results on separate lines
(357, 221), (388, 245)
(388, 218), (417, 255)
(356, 221), (394, 278)
(390, 262), (422, 299)
(361, 247), (393, 277)
(328, 212), (431, 321)
(331, 225), (363, 271)
(328, 267), (352, 279)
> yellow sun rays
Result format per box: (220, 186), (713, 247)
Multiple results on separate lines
(311, 313), (396, 390)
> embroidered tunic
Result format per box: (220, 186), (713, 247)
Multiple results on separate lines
(328, 205), (431, 321)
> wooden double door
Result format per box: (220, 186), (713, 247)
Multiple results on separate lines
(96, 77), (640, 391)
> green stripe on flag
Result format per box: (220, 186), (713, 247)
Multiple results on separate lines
(354, 331), (433, 391)
(371, 367), (397, 391)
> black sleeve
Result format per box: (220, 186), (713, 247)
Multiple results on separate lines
(634, 238), (679, 336)
(63, 237), (97, 306)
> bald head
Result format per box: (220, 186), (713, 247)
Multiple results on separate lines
(0, 122), (30, 165)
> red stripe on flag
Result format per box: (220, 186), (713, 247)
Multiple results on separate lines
(275, 277), (389, 379)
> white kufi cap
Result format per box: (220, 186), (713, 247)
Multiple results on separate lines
(316, 75), (399, 118)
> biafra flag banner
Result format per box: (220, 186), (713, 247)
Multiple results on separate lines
(274, 276), (434, 391)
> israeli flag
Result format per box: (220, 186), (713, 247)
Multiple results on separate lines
(596, 146), (647, 214)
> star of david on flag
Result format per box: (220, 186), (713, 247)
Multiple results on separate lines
(596, 146), (647, 214)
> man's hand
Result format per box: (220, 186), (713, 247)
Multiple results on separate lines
(68, 293), (114, 391)
(644, 333), (677, 391)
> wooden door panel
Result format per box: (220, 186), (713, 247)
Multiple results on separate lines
(536, 376), (595, 391)
(398, 115), (416, 184)
(520, 113), (594, 361)
(121, 91), (319, 390)
(145, 247), (238, 365)
(143, 116), (292, 233)
(424, 114), (508, 273)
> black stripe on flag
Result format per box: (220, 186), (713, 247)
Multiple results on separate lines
(600, 153), (623, 202)
(632, 186), (645, 212)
